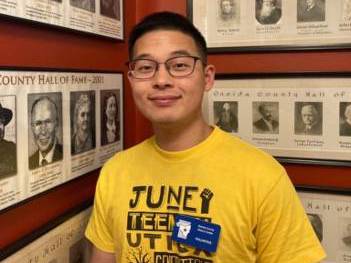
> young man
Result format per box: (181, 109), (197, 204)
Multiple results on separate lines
(85, 12), (326, 263)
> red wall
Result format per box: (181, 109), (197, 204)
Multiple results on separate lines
(1, 0), (351, 255)
(0, 0), (138, 251)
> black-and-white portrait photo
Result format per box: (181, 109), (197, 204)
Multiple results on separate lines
(217, 0), (240, 27)
(28, 93), (63, 170)
(297, 0), (325, 23)
(214, 101), (238, 133)
(100, 0), (120, 20)
(340, 102), (351, 137)
(339, 218), (351, 249)
(70, 91), (96, 155)
(252, 101), (279, 134)
(70, 0), (95, 12)
(101, 90), (120, 146)
(294, 102), (323, 136)
(343, 0), (351, 21)
(307, 213), (323, 242)
(0, 96), (16, 178)
(255, 0), (282, 25)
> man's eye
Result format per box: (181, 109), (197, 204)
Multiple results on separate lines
(172, 63), (190, 71)
(136, 64), (154, 72)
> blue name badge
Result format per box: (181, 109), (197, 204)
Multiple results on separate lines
(171, 214), (221, 253)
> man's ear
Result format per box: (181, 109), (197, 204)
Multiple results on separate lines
(204, 64), (216, 92)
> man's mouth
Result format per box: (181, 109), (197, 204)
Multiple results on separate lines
(149, 95), (181, 106)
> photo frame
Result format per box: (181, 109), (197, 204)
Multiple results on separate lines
(297, 187), (351, 262)
(188, 0), (351, 52)
(0, 0), (124, 40)
(0, 69), (124, 211)
(203, 73), (351, 166)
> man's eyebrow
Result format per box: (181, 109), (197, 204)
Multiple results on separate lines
(133, 50), (194, 60)
(169, 50), (192, 56)
(133, 53), (152, 60)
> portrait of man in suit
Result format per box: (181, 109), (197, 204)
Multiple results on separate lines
(256, 0), (282, 25)
(0, 100), (16, 178)
(253, 102), (279, 134)
(214, 101), (238, 133)
(294, 102), (323, 136)
(340, 102), (351, 137)
(297, 0), (325, 23)
(29, 95), (63, 170)
(71, 91), (96, 155)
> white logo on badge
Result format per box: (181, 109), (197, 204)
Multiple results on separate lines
(176, 219), (192, 239)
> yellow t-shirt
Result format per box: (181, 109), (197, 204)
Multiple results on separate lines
(85, 127), (326, 263)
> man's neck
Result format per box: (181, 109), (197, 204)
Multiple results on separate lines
(153, 118), (213, 152)
(77, 129), (89, 143)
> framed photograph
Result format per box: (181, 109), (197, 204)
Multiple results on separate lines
(0, 0), (124, 40)
(188, 0), (351, 52)
(297, 187), (351, 262)
(203, 73), (351, 166)
(0, 69), (124, 211)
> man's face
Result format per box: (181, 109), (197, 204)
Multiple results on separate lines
(263, 0), (274, 8)
(106, 96), (117, 121)
(128, 30), (215, 127)
(261, 105), (274, 121)
(31, 100), (57, 154)
(221, 0), (233, 15)
(77, 104), (91, 132)
(0, 118), (5, 141)
(261, 0), (275, 17)
(301, 105), (317, 126)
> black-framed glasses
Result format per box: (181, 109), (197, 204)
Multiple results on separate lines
(127, 56), (203, 79)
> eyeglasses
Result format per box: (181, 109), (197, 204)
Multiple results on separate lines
(127, 56), (203, 79)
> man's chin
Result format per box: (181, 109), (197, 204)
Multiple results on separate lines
(38, 144), (53, 154)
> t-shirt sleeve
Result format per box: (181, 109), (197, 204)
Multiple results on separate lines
(85, 166), (115, 253)
(256, 171), (326, 263)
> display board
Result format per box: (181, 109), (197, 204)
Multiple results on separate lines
(0, 70), (123, 211)
(0, 0), (124, 40)
(203, 74), (351, 166)
(189, 0), (351, 52)
(299, 189), (351, 263)
(3, 207), (92, 263)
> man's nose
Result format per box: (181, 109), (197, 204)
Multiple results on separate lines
(152, 64), (172, 89)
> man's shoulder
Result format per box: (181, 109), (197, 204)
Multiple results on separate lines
(102, 137), (153, 167)
(254, 118), (265, 125)
(29, 150), (39, 170)
(215, 129), (285, 181)
(0, 139), (16, 150)
(217, 129), (275, 160)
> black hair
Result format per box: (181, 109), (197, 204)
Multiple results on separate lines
(128, 11), (207, 63)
